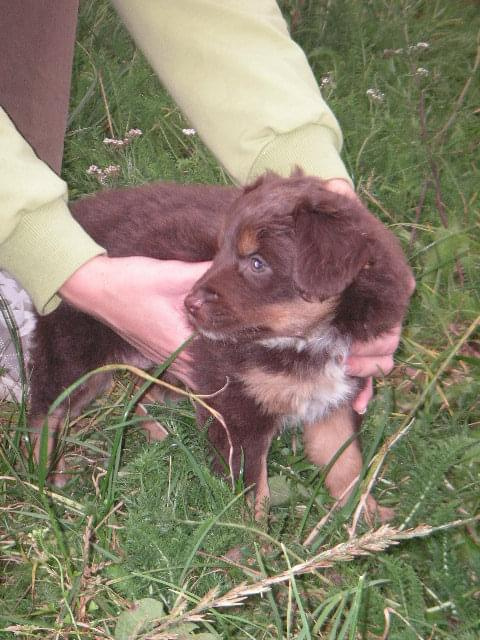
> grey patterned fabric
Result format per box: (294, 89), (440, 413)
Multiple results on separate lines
(0, 271), (35, 400)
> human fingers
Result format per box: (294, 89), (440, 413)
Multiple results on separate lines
(352, 377), (373, 414)
(345, 354), (394, 378)
(322, 178), (357, 199)
(348, 325), (402, 359)
(141, 259), (211, 296)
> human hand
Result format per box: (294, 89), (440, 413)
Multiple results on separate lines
(345, 325), (403, 413)
(59, 255), (211, 383)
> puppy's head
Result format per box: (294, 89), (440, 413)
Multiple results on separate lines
(185, 173), (414, 343)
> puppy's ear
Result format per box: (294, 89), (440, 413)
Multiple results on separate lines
(293, 190), (371, 300)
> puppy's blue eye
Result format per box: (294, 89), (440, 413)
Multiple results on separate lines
(250, 255), (266, 272)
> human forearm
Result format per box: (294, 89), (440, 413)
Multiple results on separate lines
(0, 107), (105, 313)
(112, 0), (352, 186)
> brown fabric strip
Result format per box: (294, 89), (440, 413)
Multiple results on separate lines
(0, 0), (79, 174)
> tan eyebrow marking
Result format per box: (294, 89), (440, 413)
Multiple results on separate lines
(236, 225), (259, 257)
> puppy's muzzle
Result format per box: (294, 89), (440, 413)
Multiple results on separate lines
(185, 287), (219, 324)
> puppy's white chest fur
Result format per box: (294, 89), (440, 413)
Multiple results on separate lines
(240, 335), (354, 423)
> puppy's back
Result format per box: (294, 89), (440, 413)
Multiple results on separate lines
(29, 181), (239, 416)
(71, 181), (239, 260)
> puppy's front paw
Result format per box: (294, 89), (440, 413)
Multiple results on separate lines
(365, 495), (395, 524)
(48, 456), (72, 488)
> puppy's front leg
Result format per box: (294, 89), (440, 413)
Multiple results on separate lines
(205, 412), (276, 520)
(244, 437), (273, 521)
(133, 379), (174, 442)
(303, 407), (393, 522)
(29, 411), (69, 487)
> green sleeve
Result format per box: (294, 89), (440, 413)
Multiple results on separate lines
(112, 0), (352, 186)
(0, 108), (105, 314)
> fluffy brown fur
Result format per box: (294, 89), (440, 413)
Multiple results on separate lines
(29, 173), (414, 519)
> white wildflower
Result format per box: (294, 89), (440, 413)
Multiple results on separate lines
(104, 164), (121, 175)
(408, 42), (430, 54)
(182, 128), (196, 136)
(86, 164), (121, 184)
(383, 48), (404, 57)
(125, 128), (143, 139)
(366, 88), (385, 103)
(103, 137), (126, 147)
(320, 72), (334, 88)
(103, 128), (143, 148)
(415, 67), (429, 77)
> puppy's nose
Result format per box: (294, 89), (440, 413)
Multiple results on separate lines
(185, 288), (218, 315)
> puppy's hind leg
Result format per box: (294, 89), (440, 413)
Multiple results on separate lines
(29, 410), (68, 487)
(303, 406), (394, 523)
(133, 382), (171, 442)
(29, 371), (114, 486)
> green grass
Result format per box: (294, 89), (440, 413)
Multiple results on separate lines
(1, 0), (479, 637)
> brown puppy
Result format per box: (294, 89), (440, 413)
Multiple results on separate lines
(29, 173), (413, 518)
